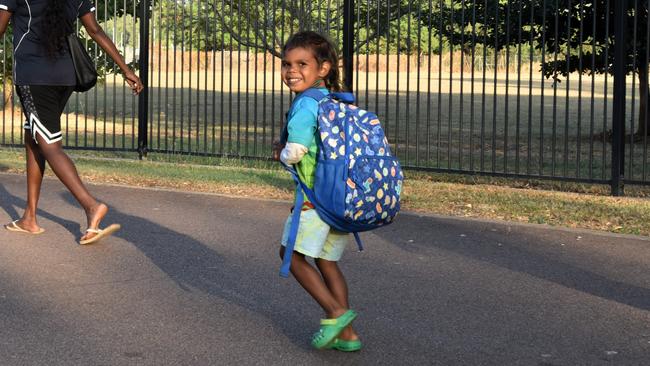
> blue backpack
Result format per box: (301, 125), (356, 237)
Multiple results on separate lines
(280, 88), (403, 277)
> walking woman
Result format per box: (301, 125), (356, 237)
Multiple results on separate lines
(1, 0), (143, 244)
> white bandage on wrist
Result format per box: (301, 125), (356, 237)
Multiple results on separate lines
(280, 142), (309, 165)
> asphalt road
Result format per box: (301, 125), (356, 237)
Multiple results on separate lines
(1, 173), (649, 365)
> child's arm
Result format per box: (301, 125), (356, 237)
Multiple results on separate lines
(279, 98), (319, 165)
(280, 143), (309, 165)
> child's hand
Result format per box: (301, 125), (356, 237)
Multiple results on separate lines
(272, 140), (285, 161)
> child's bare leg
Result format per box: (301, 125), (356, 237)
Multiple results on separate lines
(279, 247), (347, 318)
(35, 134), (107, 241)
(16, 133), (46, 232)
(316, 258), (359, 340)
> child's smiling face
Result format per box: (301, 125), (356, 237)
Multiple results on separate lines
(281, 47), (331, 93)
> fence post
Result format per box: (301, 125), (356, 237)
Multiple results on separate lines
(342, 0), (354, 92)
(611, 0), (627, 196)
(137, 0), (151, 159)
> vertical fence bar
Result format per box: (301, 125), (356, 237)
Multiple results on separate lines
(639, 0), (650, 182)
(527, 2), (534, 175)
(2, 32), (5, 146)
(415, 0), (422, 166)
(537, 0), (548, 175)
(260, 0), (268, 155)
(132, 0), (138, 150)
(629, 0), (638, 180)
(469, 0), (476, 171)
(563, 1), (571, 177)
(145, 2), (151, 151)
(589, 0), (596, 179)
(227, 1), (233, 154)
(194, 0), (201, 153)
(2, 32), (6, 145)
(153, 3), (161, 149)
(204, 0), (209, 155)
(375, 0), (380, 142)
(396, 1), (403, 159)
(252, 1), (258, 156)
(220, 0), (225, 154)
(364, 1), (370, 111)
(385, 0), (391, 151)
(448, 1), (453, 169)
(138, 0), (150, 158)
(449, 0), (458, 170)
(180, 2), (186, 152)
(211, 4), (217, 154)
(515, 0), (522, 174)
(355, 0), (360, 105)
(439, 0), (445, 167)
(577, 0), (584, 179)
(491, 3), (498, 172)
(236, 0), (242, 155)
(480, 0), (486, 171)
(551, 0), (559, 176)
(602, 0), (610, 181)
(111, 1), (117, 149)
(188, 0), (193, 153)
(611, 0), (626, 195)
(343, 0), (354, 92)
(405, 1), (411, 164)
(504, 0), (510, 173)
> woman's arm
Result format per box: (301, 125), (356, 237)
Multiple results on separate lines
(0, 10), (11, 39)
(79, 12), (143, 95)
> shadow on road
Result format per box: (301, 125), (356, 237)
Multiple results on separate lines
(375, 215), (650, 312)
(0, 183), (81, 235)
(55, 191), (336, 354)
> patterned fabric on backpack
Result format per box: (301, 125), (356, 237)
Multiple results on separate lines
(315, 92), (403, 229)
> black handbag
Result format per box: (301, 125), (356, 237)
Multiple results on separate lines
(67, 33), (97, 92)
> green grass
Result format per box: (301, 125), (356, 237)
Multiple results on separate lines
(1, 147), (650, 236)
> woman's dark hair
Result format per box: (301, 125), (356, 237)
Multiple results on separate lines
(282, 31), (343, 92)
(42, 0), (72, 57)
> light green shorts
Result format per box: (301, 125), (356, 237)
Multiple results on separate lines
(281, 209), (349, 261)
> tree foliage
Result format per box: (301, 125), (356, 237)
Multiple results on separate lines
(444, 0), (648, 78)
(156, 0), (437, 56)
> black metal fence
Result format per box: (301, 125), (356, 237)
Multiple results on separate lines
(0, 1), (648, 195)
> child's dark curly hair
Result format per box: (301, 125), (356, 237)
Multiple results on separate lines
(282, 31), (343, 92)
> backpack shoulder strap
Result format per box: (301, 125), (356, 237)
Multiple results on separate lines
(330, 92), (355, 104)
(299, 88), (330, 103)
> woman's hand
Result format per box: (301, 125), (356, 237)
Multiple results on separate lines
(123, 70), (144, 95)
(0, 11), (11, 39)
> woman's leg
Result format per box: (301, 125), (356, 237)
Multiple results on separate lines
(279, 247), (347, 319)
(34, 133), (107, 240)
(14, 132), (46, 232)
(316, 258), (359, 340)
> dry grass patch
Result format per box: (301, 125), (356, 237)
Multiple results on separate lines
(1, 147), (648, 236)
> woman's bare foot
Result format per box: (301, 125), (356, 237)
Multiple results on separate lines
(80, 202), (108, 241)
(6, 217), (43, 233)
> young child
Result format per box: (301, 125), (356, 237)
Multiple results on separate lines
(274, 31), (361, 352)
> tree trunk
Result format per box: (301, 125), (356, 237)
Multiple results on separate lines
(637, 65), (650, 136)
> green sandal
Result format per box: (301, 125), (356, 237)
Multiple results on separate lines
(311, 309), (358, 349)
(325, 338), (362, 352)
